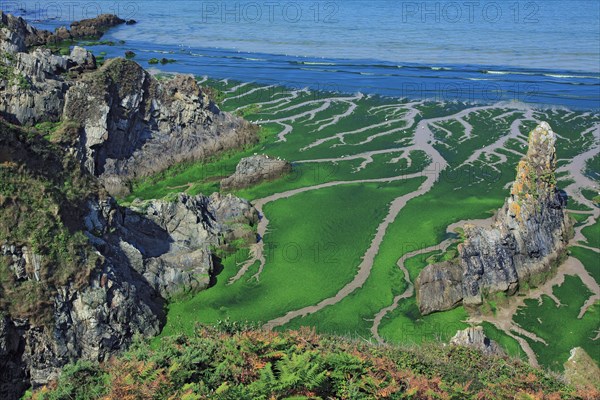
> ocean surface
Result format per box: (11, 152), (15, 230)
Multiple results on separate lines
(4, 0), (600, 109)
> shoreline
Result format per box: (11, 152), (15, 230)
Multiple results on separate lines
(97, 40), (600, 111)
(13, 11), (599, 111)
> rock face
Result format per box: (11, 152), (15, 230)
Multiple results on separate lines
(0, 11), (51, 52)
(63, 59), (258, 197)
(415, 261), (463, 316)
(0, 12), (125, 51)
(221, 155), (291, 190)
(0, 317), (29, 398)
(87, 193), (258, 299)
(1, 12), (258, 196)
(0, 13), (261, 398)
(0, 46), (97, 125)
(450, 326), (506, 356)
(417, 123), (571, 315)
(0, 191), (257, 398)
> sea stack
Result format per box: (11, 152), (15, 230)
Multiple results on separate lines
(416, 122), (572, 315)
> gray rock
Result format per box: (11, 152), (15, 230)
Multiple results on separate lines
(415, 261), (464, 316)
(1, 191), (257, 395)
(417, 123), (571, 315)
(221, 155), (292, 190)
(68, 14), (125, 39)
(63, 59), (258, 197)
(0, 49), (69, 125)
(0, 12), (261, 397)
(68, 46), (96, 71)
(0, 12), (52, 52)
(1, 245), (42, 282)
(0, 317), (29, 399)
(1, 13), (257, 196)
(450, 326), (506, 356)
(0, 12), (125, 51)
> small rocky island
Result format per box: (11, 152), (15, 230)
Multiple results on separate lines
(416, 122), (572, 315)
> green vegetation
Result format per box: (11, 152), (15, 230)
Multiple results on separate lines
(124, 79), (600, 371)
(580, 218), (600, 249)
(0, 121), (98, 325)
(34, 121), (63, 140)
(159, 179), (423, 337)
(0, 51), (31, 89)
(80, 40), (115, 47)
(512, 275), (600, 371)
(570, 246), (600, 284)
(122, 124), (279, 203)
(481, 322), (526, 359)
(31, 325), (588, 400)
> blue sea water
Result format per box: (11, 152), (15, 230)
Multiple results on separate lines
(4, 0), (600, 108)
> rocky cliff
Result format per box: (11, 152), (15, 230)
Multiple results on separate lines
(0, 121), (258, 398)
(0, 13), (260, 399)
(64, 61), (258, 197)
(1, 11), (258, 197)
(0, 12), (126, 52)
(416, 122), (572, 315)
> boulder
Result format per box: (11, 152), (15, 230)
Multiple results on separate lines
(68, 46), (96, 71)
(415, 261), (463, 316)
(450, 326), (506, 356)
(221, 155), (291, 190)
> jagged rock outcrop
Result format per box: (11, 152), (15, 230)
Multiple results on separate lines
(0, 190), (258, 397)
(417, 122), (571, 315)
(0, 12), (125, 51)
(449, 326), (506, 356)
(0, 12), (51, 52)
(63, 59), (258, 197)
(0, 27), (99, 125)
(221, 155), (291, 190)
(0, 10), (120, 121)
(0, 47), (77, 125)
(1, 12), (258, 197)
(68, 14), (125, 39)
(0, 13), (261, 398)
(87, 193), (257, 299)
